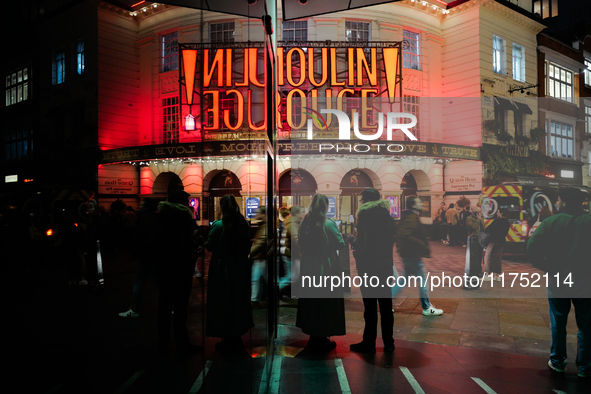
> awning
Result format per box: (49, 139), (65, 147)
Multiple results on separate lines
(513, 101), (533, 115)
(493, 97), (516, 111)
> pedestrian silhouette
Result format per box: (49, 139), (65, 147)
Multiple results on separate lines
(206, 194), (253, 353)
(156, 190), (201, 354)
(296, 194), (346, 351)
(349, 188), (395, 353)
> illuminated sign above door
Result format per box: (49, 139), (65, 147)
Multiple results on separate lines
(179, 42), (403, 137)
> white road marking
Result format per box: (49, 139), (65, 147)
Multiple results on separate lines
(189, 360), (212, 394)
(553, 390), (568, 394)
(471, 377), (498, 394)
(399, 366), (425, 394)
(335, 358), (352, 394)
(268, 356), (282, 394)
(114, 370), (144, 394)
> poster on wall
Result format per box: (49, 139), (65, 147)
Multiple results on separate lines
(189, 198), (200, 220)
(327, 197), (337, 218)
(385, 196), (400, 219)
(419, 196), (431, 218)
(246, 197), (260, 219)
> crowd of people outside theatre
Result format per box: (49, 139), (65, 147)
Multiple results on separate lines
(4, 182), (589, 377)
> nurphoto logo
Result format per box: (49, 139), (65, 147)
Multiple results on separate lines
(304, 108), (417, 153)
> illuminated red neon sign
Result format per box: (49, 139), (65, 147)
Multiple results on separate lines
(181, 45), (401, 132)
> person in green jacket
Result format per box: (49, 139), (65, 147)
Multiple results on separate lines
(393, 196), (443, 316)
(527, 187), (591, 377)
(295, 194), (346, 351)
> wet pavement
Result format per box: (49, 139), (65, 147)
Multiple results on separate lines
(4, 241), (589, 393)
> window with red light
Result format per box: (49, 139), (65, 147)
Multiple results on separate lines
(162, 97), (179, 144)
(403, 95), (420, 141)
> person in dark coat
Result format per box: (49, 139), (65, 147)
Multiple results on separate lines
(157, 190), (201, 354)
(296, 194), (346, 351)
(482, 208), (510, 281)
(119, 198), (159, 318)
(205, 194), (253, 353)
(348, 188), (396, 352)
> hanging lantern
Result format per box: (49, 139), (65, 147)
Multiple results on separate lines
(185, 114), (196, 131)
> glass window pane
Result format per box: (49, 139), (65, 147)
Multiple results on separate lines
(562, 138), (567, 157)
(567, 126), (572, 137)
(12, 74), (16, 85)
(566, 71), (571, 84)
(567, 141), (572, 158)
(23, 68), (28, 80)
(17, 71), (22, 83)
(17, 85), (22, 102)
(5, 75), (10, 87)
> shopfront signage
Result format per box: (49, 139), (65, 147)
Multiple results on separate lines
(100, 141), (481, 164)
(447, 175), (479, 192)
(180, 42), (402, 134)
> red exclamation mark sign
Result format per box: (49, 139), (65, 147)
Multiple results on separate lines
(182, 49), (197, 105)
(382, 48), (399, 103)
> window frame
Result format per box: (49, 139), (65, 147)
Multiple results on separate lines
(5, 67), (31, 106)
(282, 20), (308, 42)
(403, 95), (420, 140)
(402, 29), (420, 71)
(52, 47), (66, 85)
(548, 120), (574, 159)
(162, 96), (179, 144)
(345, 21), (371, 43)
(76, 39), (85, 75)
(4, 127), (33, 162)
(512, 44), (525, 82)
(585, 105), (591, 137)
(161, 31), (179, 73)
(493, 35), (506, 75)
(546, 62), (574, 103)
(209, 22), (235, 43)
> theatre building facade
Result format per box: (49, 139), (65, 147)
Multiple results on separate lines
(93, 0), (544, 225)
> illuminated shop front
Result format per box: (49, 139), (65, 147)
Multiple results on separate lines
(98, 37), (487, 223)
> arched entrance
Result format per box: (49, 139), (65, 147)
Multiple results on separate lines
(278, 170), (317, 210)
(401, 170), (432, 217)
(152, 172), (184, 195)
(340, 169), (373, 225)
(401, 172), (418, 207)
(208, 170), (242, 220)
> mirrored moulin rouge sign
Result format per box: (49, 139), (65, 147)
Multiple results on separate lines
(179, 43), (403, 133)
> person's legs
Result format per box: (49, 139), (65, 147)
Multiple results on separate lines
(173, 270), (193, 348)
(279, 257), (292, 293)
(403, 257), (430, 310)
(251, 260), (265, 302)
(361, 295), (378, 345)
(548, 294), (571, 369)
(157, 272), (174, 350)
(483, 243), (494, 275)
(131, 261), (148, 313)
(378, 297), (394, 348)
(572, 298), (591, 376)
